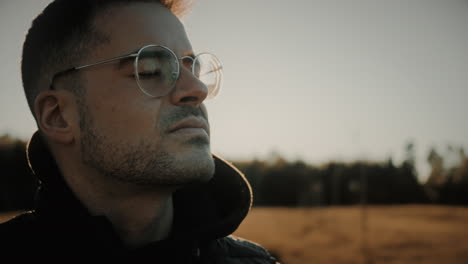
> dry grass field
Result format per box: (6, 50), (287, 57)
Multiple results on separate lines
(234, 205), (468, 264)
(2, 206), (468, 264)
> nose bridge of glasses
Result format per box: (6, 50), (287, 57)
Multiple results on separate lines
(179, 55), (196, 73)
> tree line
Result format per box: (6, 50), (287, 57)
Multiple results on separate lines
(235, 143), (468, 206)
(1, 134), (467, 211)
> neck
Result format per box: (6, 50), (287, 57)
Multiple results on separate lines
(58, 157), (176, 249)
(107, 193), (174, 248)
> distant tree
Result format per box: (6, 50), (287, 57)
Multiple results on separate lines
(426, 147), (445, 186)
(258, 160), (317, 206)
(439, 148), (468, 205)
(234, 159), (268, 206)
(320, 160), (428, 205)
(235, 154), (431, 207)
(423, 145), (468, 205)
(404, 141), (416, 173)
(393, 161), (428, 203)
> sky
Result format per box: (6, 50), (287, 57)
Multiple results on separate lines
(1, 0), (467, 181)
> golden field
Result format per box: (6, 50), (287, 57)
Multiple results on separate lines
(2, 206), (468, 264)
(234, 206), (468, 264)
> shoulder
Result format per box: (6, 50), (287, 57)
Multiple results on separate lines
(0, 211), (38, 244)
(0, 211), (41, 258)
(0, 211), (36, 231)
(204, 235), (280, 264)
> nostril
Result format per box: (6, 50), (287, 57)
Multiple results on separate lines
(180, 96), (199, 103)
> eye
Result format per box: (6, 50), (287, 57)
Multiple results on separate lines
(139, 59), (161, 72)
(138, 59), (164, 78)
(139, 70), (162, 79)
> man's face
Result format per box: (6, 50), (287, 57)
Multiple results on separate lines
(77, 2), (215, 186)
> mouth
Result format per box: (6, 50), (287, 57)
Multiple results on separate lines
(168, 117), (209, 136)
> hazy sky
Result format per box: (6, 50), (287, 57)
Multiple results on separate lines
(1, 0), (467, 181)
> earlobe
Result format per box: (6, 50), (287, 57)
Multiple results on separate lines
(34, 91), (75, 144)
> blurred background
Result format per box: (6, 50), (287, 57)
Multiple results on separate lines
(1, 0), (468, 263)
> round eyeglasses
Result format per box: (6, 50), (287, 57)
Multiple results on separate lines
(50, 44), (223, 99)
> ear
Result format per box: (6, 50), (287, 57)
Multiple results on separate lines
(34, 90), (76, 145)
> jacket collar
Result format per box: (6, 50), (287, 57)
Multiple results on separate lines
(26, 130), (252, 242)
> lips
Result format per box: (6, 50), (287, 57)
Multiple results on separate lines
(168, 117), (209, 135)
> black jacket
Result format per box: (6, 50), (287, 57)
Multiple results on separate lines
(0, 132), (278, 263)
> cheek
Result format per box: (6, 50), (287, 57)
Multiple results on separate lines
(111, 108), (156, 135)
(83, 71), (165, 139)
(86, 94), (164, 140)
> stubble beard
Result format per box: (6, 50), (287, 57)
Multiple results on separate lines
(78, 102), (215, 187)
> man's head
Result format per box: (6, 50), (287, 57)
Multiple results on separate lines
(22, 0), (217, 187)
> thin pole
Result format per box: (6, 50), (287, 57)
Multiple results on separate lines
(360, 163), (371, 264)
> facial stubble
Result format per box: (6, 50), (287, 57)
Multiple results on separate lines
(79, 101), (215, 187)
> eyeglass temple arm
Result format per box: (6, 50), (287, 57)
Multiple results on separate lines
(50, 53), (138, 90)
(75, 53), (138, 70)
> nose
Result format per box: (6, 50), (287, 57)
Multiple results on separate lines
(169, 66), (208, 106)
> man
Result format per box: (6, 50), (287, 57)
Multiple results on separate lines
(0, 0), (278, 263)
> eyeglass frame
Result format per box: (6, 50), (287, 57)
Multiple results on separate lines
(49, 44), (222, 98)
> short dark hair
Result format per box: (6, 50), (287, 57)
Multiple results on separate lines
(22, 0), (189, 118)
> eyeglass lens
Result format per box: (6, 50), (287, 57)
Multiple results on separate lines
(136, 46), (178, 97)
(135, 45), (222, 98)
(195, 53), (222, 99)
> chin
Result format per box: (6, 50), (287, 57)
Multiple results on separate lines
(176, 150), (215, 183)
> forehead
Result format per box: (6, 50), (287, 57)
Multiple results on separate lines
(91, 2), (192, 57)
